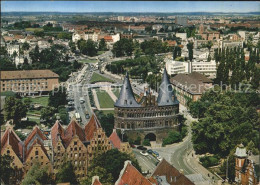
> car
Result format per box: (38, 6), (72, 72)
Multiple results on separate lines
(152, 151), (159, 157)
(85, 114), (90, 119)
(147, 149), (153, 154)
(140, 150), (149, 156)
(157, 156), (162, 161)
(137, 146), (147, 151)
(130, 144), (136, 148)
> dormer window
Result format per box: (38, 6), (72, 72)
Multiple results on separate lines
(130, 101), (132, 105)
(124, 100), (127, 105)
(35, 151), (38, 156)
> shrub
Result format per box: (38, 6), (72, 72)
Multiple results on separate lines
(143, 139), (151, 146)
(199, 156), (219, 168)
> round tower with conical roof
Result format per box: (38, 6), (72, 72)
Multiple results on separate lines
(114, 70), (179, 143)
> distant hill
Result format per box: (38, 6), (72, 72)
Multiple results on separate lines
(1, 11), (260, 16)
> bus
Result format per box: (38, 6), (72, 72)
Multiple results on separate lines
(75, 112), (81, 123)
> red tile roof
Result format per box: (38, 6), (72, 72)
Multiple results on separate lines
(109, 129), (121, 149)
(84, 114), (101, 141)
(92, 176), (102, 185)
(104, 36), (113, 42)
(116, 161), (152, 185)
(51, 120), (65, 147)
(1, 127), (23, 159)
(151, 159), (194, 185)
(63, 120), (85, 147)
(24, 126), (47, 160)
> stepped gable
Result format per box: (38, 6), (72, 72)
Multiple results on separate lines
(84, 114), (101, 141)
(51, 120), (65, 148)
(23, 126), (48, 161)
(115, 160), (152, 185)
(157, 68), (177, 106)
(114, 72), (141, 108)
(63, 120), (85, 147)
(151, 158), (194, 185)
(109, 129), (121, 149)
(1, 127), (23, 159)
(24, 137), (48, 161)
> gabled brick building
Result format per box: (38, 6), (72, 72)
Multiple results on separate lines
(50, 114), (112, 179)
(109, 129), (132, 155)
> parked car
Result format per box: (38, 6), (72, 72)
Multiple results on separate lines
(147, 149), (153, 154)
(137, 146), (147, 151)
(152, 151), (159, 157)
(157, 156), (162, 161)
(130, 144), (136, 148)
(140, 150), (149, 156)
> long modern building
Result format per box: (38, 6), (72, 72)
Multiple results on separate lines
(114, 69), (179, 143)
(0, 70), (59, 96)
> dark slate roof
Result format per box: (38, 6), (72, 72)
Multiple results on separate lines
(170, 73), (211, 95)
(114, 72), (141, 108)
(157, 68), (179, 106)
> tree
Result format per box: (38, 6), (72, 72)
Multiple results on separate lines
(0, 155), (15, 184)
(0, 57), (17, 71)
(112, 38), (134, 57)
(22, 162), (53, 185)
(48, 88), (67, 107)
(187, 41), (193, 61)
(22, 42), (30, 51)
(206, 41), (213, 53)
(81, 166), (113, 185)
(4, 97), (27, 125)
(55, 161), (78, 184)
(40, 106), (56, 125)
(89, 149), (141, 182)
(96, 111), (114, 137)
(98, 38), (107, 51)
(191, 89), (260, 157)
(142, 139), (151, 146)
(78, 39), (98, 57)
(12, 50), (18, 62)
(162, 131), (182, 146)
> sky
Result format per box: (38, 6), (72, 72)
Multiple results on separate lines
(1, 1), (260, 13)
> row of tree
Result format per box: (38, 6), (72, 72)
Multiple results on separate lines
(214, 47), (259, 89)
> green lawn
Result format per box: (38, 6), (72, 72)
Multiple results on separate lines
(97, 51), (106, 55)
(25, 28), (44, 32)
(0, 91), (16, 97)
(96, 91), (115, 108)
(112, 88), (121, 98)
(27, 109), (41, 115)
(102, 110), (114, 115)
(79, 59), (97, 63)
(90, 73), (115, 84)
(28, 116), (40, 124)
(23, 96), (49, 107)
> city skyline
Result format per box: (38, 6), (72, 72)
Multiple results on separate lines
(1, 1), (260, 13)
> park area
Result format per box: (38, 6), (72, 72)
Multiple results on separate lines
(90, 72), (115, 84)
(96, 91), (114, 108)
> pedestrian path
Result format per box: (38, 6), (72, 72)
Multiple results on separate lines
(107, 89), (117, 102)
(92, 89), (101, 110)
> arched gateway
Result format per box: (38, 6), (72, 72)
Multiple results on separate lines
(114, 69), (180, 143)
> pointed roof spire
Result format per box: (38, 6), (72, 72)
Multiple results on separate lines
(114, 72), (140, 108)
(157, 68), (179, 106)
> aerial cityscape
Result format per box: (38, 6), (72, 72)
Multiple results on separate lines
(0, 1), (259, 185)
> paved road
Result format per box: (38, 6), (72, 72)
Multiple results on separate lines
(132, 149), (158, 173)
